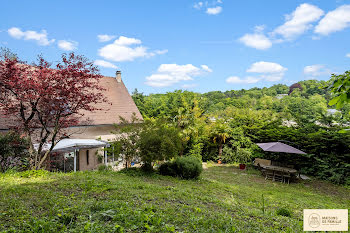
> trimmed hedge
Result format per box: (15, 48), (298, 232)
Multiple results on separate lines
(159, 156), (203, 179)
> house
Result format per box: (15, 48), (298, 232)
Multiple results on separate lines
(0, 71), (143, 171)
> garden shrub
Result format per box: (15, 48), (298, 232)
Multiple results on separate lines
(222, 145), (235, 163)
(0, 132), (29, 172)
(175, 156), (203, 179)
(187, 142), (204, 161)
(159, 162), (177, 177)
(276, 207), (292, 217)
(138, 119), (183, 170)
(159, 156), (203, 179)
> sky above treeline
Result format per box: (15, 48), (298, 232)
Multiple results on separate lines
(1, 0), (350, 94)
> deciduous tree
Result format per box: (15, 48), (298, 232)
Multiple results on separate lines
(327, 71), (350, 109)
(0, 51), (106, 169)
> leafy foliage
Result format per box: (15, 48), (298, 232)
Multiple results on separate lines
(0, 132), (29, 172)
(107, 114), (143, 168)
(138, 119), (183, 170)
(109, 117), (183, 171)
(132, 78), (350, 184)
(252, 125), (350, 184)
(159, 156), (203, 179)
(97, 164), (112, 172)
(0, 50), (107, 169)
(326, 71), (350, 109)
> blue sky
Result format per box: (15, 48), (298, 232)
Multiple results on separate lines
(1, 0), (350, 94)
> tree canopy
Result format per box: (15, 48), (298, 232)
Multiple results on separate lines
(0, 51), (106, 169)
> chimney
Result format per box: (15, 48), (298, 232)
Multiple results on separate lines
(116, 70), (122, 83)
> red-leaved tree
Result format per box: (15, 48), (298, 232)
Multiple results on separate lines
(0, 51), (106, 169)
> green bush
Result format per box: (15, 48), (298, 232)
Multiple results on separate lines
(222, 145), (235, 163)
(175, 156), (203, 179)
(187, 142), (204, 161)
(235, 147), (252, 164)
(138, 119), (183, 169)
(276, 207), (292, 217)
(159, 156), (203, 179)
(159, 162), (177, 177)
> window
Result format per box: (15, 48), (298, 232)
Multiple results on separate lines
(86, 150), (89, 165)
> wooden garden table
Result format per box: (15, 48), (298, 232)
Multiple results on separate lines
(262, 165), (297, 174)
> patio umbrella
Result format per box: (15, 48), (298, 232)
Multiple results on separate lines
(256, 142), (306, 154)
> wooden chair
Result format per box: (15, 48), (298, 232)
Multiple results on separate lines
(254, 158), (271, 167)
(274, 171), (284, 183)
(265, 170), (274, 180)
(283, 172), (291, 184)
(257, 163), (266, 176)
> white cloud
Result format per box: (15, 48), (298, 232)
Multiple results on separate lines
(193, 2), (204, 9)
(145, 64), (212, 87)
(239, 33), (272, 50)
(157, 64), (200, 76)
(7, 27), (55, 46)
(97, 34), (116, 42)
(113, 36), (141, 46)
(227, 61), (287, 85)
(94, 60), (118, 69)
(98, 36), (166, 62)
(303, 64), (323, 75)
(247, 61), (287, 82)
(194, 1), (223, 15)
(315, 5), (350, 35)
(226, 76), (260, 84)
(247, 61), (287, 73)
(346, 53), (350, 58)
(7, 28), (22, 39)
(206, 6), (222, 15)
(201, 65), (213, 72)
(254, 25), (266, 32)
(303, 64), (331, 77)
(58, 40), (78, 51)
(148, 49), (168, 57)
(273, 3), (324, 40)
(156, 49), (168, 55)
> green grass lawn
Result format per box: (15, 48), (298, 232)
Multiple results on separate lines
(0, 165), (349, 232)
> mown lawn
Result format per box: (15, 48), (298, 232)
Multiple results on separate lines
(0, 165), (349, 232)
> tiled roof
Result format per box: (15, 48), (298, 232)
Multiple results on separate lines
(0, 76), (143, 130)
(80, 76), (143, 125)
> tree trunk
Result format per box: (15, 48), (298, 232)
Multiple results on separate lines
(218, 142), (223, 159)
(26, 134), (37, 170)
(37, 150), (50, 170)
